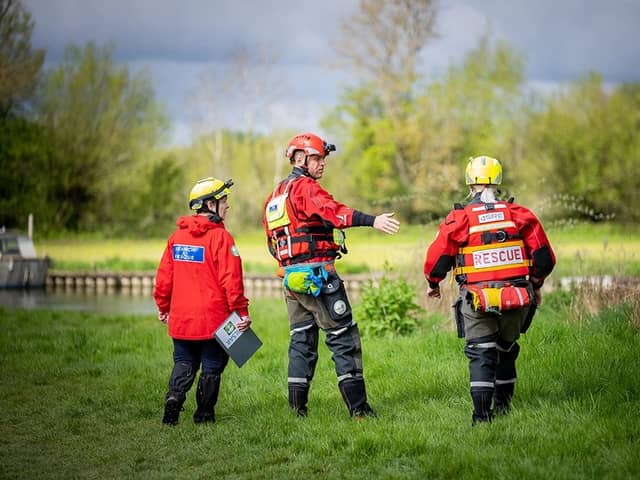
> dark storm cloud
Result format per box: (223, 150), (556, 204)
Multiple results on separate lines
(20, 0), (640, 143)
(469, 0), (640, 82)
(24, 0), (355, 64)
(24, 0), (640, 82)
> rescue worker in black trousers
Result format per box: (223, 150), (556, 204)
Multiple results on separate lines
(263, 132), (400, 418)
(424, 156), (556, 424)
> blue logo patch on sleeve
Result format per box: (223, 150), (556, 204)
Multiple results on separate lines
(172, 244), (205, 263)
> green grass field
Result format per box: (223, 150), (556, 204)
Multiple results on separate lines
(1, 293), (639, 479)
(37, 222), (640, 281)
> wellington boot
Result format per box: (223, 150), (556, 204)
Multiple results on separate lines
(471, 390), (494, 426)
(288, 384), (309, 417)
(493, 383), (514, 416)
(193, 374), (220, 424)
(339, 378), (373, 418)
(162, 394), (184, 426)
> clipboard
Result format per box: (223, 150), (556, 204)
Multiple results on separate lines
(214, 311), (262, 367)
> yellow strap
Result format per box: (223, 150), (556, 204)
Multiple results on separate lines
(459, 240), (523, 254)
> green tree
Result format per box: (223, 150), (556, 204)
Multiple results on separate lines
(120, 153), (186, 236)
(329, 0), (438, 220)
(0, 117), (58, 231)
(34, 42), (168, 231)
(524, 74), (640, 223)
(0, 0), (44, 117)
(0, 0), (49, 231)
(325, 34), (528, 222)
(413, 36), (527, 213)
(180, 129), (292, 230)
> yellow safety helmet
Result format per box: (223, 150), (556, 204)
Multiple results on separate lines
(188, 177), (233, 210)
(465, 156), (502, 185)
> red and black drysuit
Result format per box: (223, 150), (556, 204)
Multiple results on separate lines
(424, 194), (555, 422)
(263, 166), (376, 416)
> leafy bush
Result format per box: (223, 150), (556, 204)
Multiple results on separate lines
(357, 268), (423, 337)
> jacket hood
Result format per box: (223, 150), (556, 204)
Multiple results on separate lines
(176, 215), (223, 237)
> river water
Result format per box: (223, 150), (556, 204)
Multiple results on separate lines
(1, 276), (624, 316)
(0, 288), (157, 315)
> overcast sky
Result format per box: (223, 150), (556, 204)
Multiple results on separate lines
(23, 0), (640, 144)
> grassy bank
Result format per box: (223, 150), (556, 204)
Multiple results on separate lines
(36, 223), (640, 280)
(1, 294), (639, 479)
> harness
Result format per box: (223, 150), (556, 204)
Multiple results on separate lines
(453, 202), (532, 284)
(265, 175), (340, 266)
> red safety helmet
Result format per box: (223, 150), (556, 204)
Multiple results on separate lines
(285, 132), (336, 161)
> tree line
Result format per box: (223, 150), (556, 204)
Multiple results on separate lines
(1, 0), (638, 238)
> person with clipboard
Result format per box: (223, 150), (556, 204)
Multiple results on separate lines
(154, 177), (252, 426)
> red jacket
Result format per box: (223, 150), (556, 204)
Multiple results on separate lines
(263, 168), (372, 266)
(424, 199), (556, 288)
(154, 215), (249, 340)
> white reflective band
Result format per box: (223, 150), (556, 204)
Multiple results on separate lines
(328, 321), (355, 336)
(472, 342), (498, 349)
(290, 323), (314, 335)
(329, 327), (348, 336)
(288, 377), (308, 385)
(337, 373), (354, 382)
(515, 288), (525, 305)
(471, 204), (507, 212)
(495, 378), (517, 385)
(284, 225), (293, 258)
(469, 220), (516, 234)
(470, 381), (495, 388)
(481, 289), (490, 308)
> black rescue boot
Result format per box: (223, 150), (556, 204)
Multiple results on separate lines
(471, 390), (494, 425)
(194, 373), (221, 424)
(162, 362), (196, 426)
(493, 383), (514, 415)
(288, 384), (309, 417)
(162, 393), (185, 426)
(339, 378), (376, 419)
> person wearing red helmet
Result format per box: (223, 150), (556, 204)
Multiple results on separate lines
(424, 156), (555, 425)
(154, 177), (251, 426)
(263, 132), (400, 419)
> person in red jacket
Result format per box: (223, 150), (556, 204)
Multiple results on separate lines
(263, 132), (400, 418)
(154, 177), (251, 426)
(424, 156), (556, 425)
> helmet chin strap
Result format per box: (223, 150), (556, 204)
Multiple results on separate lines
(207, 213), (222, 223)
(203, 199), (223, 223)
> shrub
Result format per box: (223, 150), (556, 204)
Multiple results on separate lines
(357, 267), (423, 337)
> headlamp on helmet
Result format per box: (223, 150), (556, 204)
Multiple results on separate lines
(465, 156), (502, 185)
(323, 142), (336, 155)
(189, 177), (233, 210)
